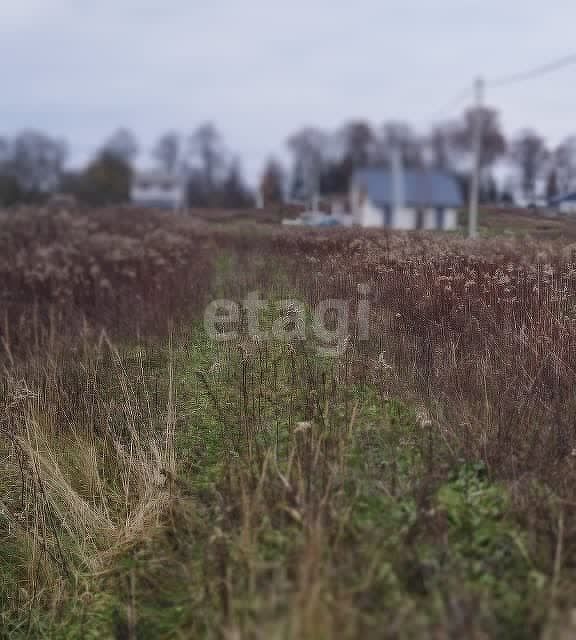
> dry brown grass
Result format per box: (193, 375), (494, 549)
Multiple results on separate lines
(0, 207), (214, 349)
(2, 207), (576, 638)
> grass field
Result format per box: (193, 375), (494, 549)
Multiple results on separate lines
(2, 206), (576, 639)
(476, 206), (576, 241)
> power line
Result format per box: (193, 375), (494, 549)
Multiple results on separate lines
(428, 85), (473, 121)
(428, 52), (576, 123)
(487, 53), (576, 88)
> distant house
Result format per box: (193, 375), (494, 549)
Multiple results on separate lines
(549, 192), (576, 215)
(131, 171), (186, 211)
(350, 167), (463, 230)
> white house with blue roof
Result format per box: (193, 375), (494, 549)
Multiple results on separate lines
(350, 166), (463, 231)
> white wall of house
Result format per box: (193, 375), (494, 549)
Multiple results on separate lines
(423, 209), (437, 230)
(392, 208), (417, 230)
(131, 174), (185, 210)
(356, 201), (415, 229)
(558, 201), (576, 215)
(354, 197), (458, 231)
(444, 209), (458, 230)
(422, 208), (458, 231)
(358, 198), (385, 227)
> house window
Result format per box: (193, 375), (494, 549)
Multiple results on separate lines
(435, 207), (445, 230)
(383, 205), (393, 227)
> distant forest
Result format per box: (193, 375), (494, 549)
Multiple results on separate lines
(0, 106), (572, 208)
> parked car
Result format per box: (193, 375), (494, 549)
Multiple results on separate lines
(282, 212), (342, 227)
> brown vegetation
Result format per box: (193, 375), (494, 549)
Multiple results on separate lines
(2, 207), (576, 638)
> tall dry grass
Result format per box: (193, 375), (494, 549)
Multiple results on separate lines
(0, 335), (179, 634)
(2, 207), (576, 637)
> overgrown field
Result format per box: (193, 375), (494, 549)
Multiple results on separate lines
(2, 207), (576, 639)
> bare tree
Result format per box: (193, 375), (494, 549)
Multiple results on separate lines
(377, 121), (425, 168)
(287, 127), (327, 201)
(339, 121), (375, 168)
(0, 137), (10, 167)
(221, 158), (253, 208)
(103, 128), (139, 165)
(153, 132), (181, 174)
(259, 158), (285, 205)
(8, 131), (67, 191)
(427, 123), (459, 170)
(510, 130), (549, 201)
(188, 123), (226, 191)
(451, 107), (507, 174)
(553, 137), (576, 193)
(546, 170), (559, 201)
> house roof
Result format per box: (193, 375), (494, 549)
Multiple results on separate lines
(549, 192), (576, 205)
(352, 168), (463, 208)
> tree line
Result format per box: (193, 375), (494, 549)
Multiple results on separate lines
(0, 124), (253, 208)
(1, 106), (576, 208)
(277, 109), (575, 206)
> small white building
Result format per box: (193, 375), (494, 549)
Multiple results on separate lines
(350, 167), (463, 231)
(131, 171), (186, 211)
(549, 192), (576, 215)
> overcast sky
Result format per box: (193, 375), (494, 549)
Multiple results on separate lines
(2, 0), (576, 181)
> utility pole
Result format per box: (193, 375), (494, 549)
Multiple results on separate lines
(468, 76), (484, 238)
